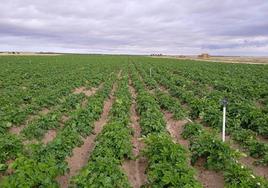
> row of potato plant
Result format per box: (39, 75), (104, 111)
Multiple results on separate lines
(165, 64), (268, 137)
(0, 72), (107, 173)
(72, 72), (133, 187)
(183, 123), (268, 187)
(135, 63), (268, 186)
(146, 65), (268, 166)
(0, 55), (113, 134)
(133, 57), (267, 138)
(0, 72), (116, 187)
(135, 64), (186, 120)
(135, 56), (267, 107)
(143, 59), (268, 138)
(21, 71), (107, 141)
(130, 65), (202, 187)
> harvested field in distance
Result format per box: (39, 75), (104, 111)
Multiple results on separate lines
(152, 55), (268, 64)
(0, 55), (268, 188)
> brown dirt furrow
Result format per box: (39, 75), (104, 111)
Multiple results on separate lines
(56, 79), (118, 188)
(73, 86), (86, 94)
(164, 111), (224, 188)
(43, 129), (57, 145)
(121, 80), (147, 188)
(40, 108), (50, 115)
(256, 135), (268, 144)
(194, 158), (225, 188)
(164, 111), (189, 147)
(60, 115), (69, 124)
(9, 125), (25, 135)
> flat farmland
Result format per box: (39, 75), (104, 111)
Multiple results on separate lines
(152, 55), (268, 65)
(0, 55), (268, 188)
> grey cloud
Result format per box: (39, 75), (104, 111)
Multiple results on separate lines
(0, 0), (268, 55)
(202, 39), (268, 49)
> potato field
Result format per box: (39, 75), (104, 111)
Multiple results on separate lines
(0, 55), (268, 188)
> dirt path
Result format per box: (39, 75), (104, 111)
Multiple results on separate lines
(164, 112), (189, 148)
(9, 125), (25, 135)
(121, 79), (147, 188)
(42, 130), (58, 144)
(194, 158), (225, 188)
(56, 74), (119, 188)
(164, 111), (225, 188)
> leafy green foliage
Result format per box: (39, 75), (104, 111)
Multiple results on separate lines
(148, 63), (268, 166)
(143, 133), (202, 188)
(155, 91), (186, 120)
(231, 128), (268, 160)
(72, 74), (132, 187)
(72, 156), (131, 188)
(189, 132), (239, 170)
(181, 123), (203, 139)
(224, 162), (268, 188)
(1, 155), (66, 188)
(1, 71), (115, 187)
(136, 91), (166, 135)
(1, 55), (267, 187)
(22, 112), (61, 140)
(0, 134), (23, 163)
(182, 123), (268, 187)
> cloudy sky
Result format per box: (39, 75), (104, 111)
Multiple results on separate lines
(0, 0), (268, 55)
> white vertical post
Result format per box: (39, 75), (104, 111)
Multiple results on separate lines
(221, 98), (228, 142)
(222, 105), (226, 142)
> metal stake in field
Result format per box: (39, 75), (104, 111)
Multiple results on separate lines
(221, 98), (228, 142)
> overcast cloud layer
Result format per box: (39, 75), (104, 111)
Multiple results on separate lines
(0, 0), (268, 55)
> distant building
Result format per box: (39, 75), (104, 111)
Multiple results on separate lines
(150, 54), (163, 56)
(198, 53), (210, 59)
